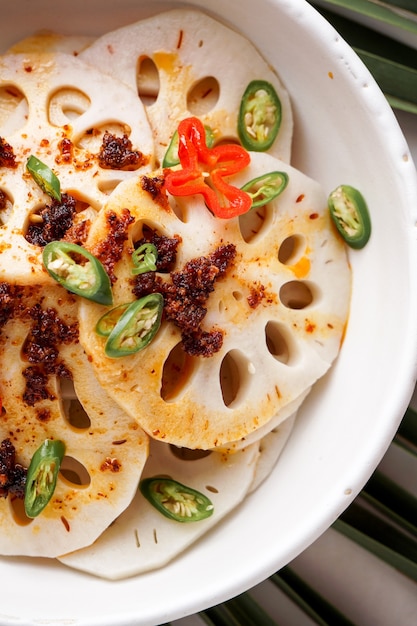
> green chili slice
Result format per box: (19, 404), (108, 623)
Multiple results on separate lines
(238, 80), (282, 151)
(95, 303), (130, 337)
(162, 125), (215, 168)
(104, 293), (164, 358)
(241, 171), (288, 209)
(131, 243), (158, 275)
(24, 439), (65, 518)
(140, 476), (214, 522)
(328, 184), (371, 249)
(26, 155), (61, 201)
(43, 241), (113, 305)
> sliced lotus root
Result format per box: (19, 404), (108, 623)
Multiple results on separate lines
(0, 283), (149, 558)
(5, 31), (94, 55)
(248, 412), (297, 494)
(0, 51), (155, 284)
(80, 9), (293, 164)
(78, 150), (351, 450)
(59, 436), (260, 579)
(222, 387), (310, 453)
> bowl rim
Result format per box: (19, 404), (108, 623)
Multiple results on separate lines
(1, 0), (417, 624)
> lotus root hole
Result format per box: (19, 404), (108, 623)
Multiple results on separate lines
(187, 76), (220, 116)
(168, 196), (187, 223)
(59, 456), (91, 487)
(23, 203), (55, 242)
(265, 321), (292, 364)
(23, 195), (96, 244)
(77, 122), (134, 155)
(9, 497), (33, 527)
(0, 84), (28, 135)
(65, 399), (92, 430)
(280, 280), (313, 309)
(220, 349), (254, 408)
(0, 188), (14, 226)
(219, 290), (244, 313)
(160, 343), (196, 402)
(59, 379), (91, 429)
(98, 178), (124, 196)
(169, 445), (211, 461)
(278, 234), (306, 265)
(132, 221), (164, 246)
(136, 56), (160, 106)
(238, 203), (273, 243)
(48, 87), (91, 126)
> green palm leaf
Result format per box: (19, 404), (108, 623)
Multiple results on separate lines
(312, 2), (417, 112)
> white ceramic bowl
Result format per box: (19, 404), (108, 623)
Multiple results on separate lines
(1, 1), (417, 624)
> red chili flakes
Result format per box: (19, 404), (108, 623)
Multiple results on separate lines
(0, 282), (24, 328)
(132, 270), (157, 299)
(163, 253), (223, 327)
(132, 242), (236, 357)
(247, 283), (265, 308)
(23, 304), (78, 372)
(21, 305), (77, 405)
(182, 328), (224, 357)
(177, 29), (184, 49)
(98, 131), (147, 171)
(305, 319), (316, 333)
(0, 438), (27, 499)
(22, 366), (55, 406)
(55, 132), (94, 171)
(100, 457), (121, 472)
(90, 208), (134, 283)
(56, 138), (74, 164)
(35, 408), (52, 422)
(296, 194), (305, 203)
(61, 515), (71, 532)
(25, 193), (77, 246)
(161, 244), (236, 357)
(0, 137), (17, 169)
(141, 175), (169, 209)
(309, 212), (319, 220)
(63, 218), (91, 246)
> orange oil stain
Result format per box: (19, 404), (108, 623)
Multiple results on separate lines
(288, 255), (310, 279)
(153, 51), (177, 74)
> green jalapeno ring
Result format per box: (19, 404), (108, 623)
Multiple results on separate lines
(162, 125), (215, 168)
(238, 80), (282, 152)
(241, 171), (289, 209)
(328, 184), (371, 250)
(95, 303), (130, 337)
(139, 476), (214, 523)
(43, 241), (113, 305)
(131, 243), (158, 275)
(26, 155), (61, 201)
(24, 439), (66, 518)
(104, 293), (164, 358)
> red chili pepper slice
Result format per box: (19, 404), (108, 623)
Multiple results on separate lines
(164, 117), (251, 219)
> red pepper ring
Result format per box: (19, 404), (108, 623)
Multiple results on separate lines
(164, 117), (252, 219)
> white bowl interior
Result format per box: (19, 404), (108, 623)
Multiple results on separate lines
(1, 0), (417, 624)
